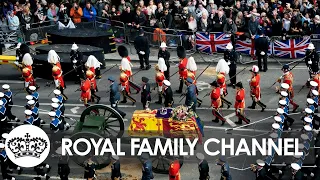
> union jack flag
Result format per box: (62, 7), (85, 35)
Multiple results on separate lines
(273, 37), (310, 58)
(236, 39), (272, 56)
(196, 32), (230, 54)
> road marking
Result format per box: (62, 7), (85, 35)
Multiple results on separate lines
(1, 173), (84, 180)
(197, 107), (278, 112)
(0, 80), (24, 84)
(204, 125), (270, 132)
(224, 112), (236, 127)
(39, 103), (136, 108)
(70, 106), (80, 114)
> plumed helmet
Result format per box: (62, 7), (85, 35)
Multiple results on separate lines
(20, 43), (30, 54)
(177, 46), (186, 59)
(48, 50), (60, 64)
(235, 82), (243, 88)
(117, 45), (128, 58)
(187, 57), (197, 71)
(250, 65), (259, 73)
(22, 53), (33, 66)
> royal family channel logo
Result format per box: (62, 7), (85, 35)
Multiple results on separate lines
(5, 125), (50, 168)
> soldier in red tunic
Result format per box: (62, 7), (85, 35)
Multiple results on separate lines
(85, 55), (102, 79)
(86, 70), (101, 104)
(80, 78), (91, 107)
(18, 53), (36, 92)
(155, 58), (166, 104)
(48, 50), (61, 69)
(234, 82), (250, 124)
(277, 64), (299, 112)
(210, 81), (226, 125)
(120, 70), (136, 104)
(169, 159), (181, 180)
(248, 65), (266, 111)
(52, 65), (68, 101)
(176, 46), (188, 93)
(117, 45), (131, 65)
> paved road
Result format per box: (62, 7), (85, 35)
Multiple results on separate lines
(0, 60), (317, 179)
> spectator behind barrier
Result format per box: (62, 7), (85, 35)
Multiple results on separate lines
(70, 2), (83, 24)
(7, 10), (19, 31)
(83, 2), (96, 22)
(47, 3), (59, 25)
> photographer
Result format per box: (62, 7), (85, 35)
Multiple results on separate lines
(59, 3), (69, 23)
(70, 2), (82, 23)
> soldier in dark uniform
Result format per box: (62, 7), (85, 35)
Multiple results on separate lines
(140, 153), (154, 180)
(57, 154), (70, 180)
(33, 162), (51, 180)
(250, 159), (267, 180)
(196, 153), (209, 180)
(111, 155), (121, 180)
(84, 158), (96, 180)
(279, 163), (304, 180)
(108, 76), (126, 118)
(185, 77), (197, 112)
(217, 156), (232, 180)
(255, 30), (269, 72)
(70, 43), (85, 83)
(2, 84), (19, 122)
(141, 77), (151, 110)
(0, 143), (17, 180)
(305, 43), (319, 82)
(134, 28), (151, 70)
(158, 42), (171, 80)
(163, 80), (174, 107)
(224, 43), (237, 88)
(16, 43), (30, 63)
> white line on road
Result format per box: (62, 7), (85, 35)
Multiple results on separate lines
(224, 112), (236, 127)
(39, 103), (136, 108)
(0, 80), (24, 84)
(197, 107), (278, 112)
(1, 173), (84, 180)
(203, 125), (270, 133)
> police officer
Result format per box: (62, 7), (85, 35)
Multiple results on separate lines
(134, 28), (151, 70)
(185, 77), (197, 112)
(140, 153), (154, 180)
(158, 42), (171, 80)
(57, 148), (70, 180)
(84, 158), (96, 180)
(305, 43), (319, 79)
(141, 77), (151, 110)
(163, 80), (173, 107)
(70, 43), (85, 83)
(255, 30), (269, 72)
(108, 76), (126, 118)
(111, 155), (121, 180)
(2, 84), (19, 122)
(196, 153), (209, 180)
(224, 43), (237, 88)
(216, 156), (232, 180)
(250, 159), (267, 180)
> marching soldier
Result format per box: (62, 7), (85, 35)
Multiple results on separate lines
(53, 89), (66, 103)
(176, 46), (188, 93)
(155, 58), (167, 104)
(33, 162), (51, 180)
(86, 70), (101, 104)
(186, 57), (202, 107)
(52, 63), (68, 101)
(0, 101), (8, 135)
(305, 43), (319, 79)
(15, 53), (36, 91)
(163, 80), (173, 107)
(84, 158), (96, 180)
(279, 163), (304, 180)
(196, 153), (209, 180)
(140, 153), (154, 180)
(120, 69), (136, 105)
(70, 43), (85, 83)
(277, 64), (299, 112)
(2, 85), (19, 122)
(210, 81), (226, 125)
(217, 156), (232, 180)
(134, 28), (151, 70)
(28, 86), (39, 108)
(234, 82), (250, 124)
(108, 76), (126, 118)
(81, 78), (92, 107)
(49, 111), (69, 133)
(48, 50), (62, 68)
(169, 157), (181, 180)
(248, 65), (267, 112)
(250, 159), (267, 180)
(0, 143), (16, 180)
(57, 152), (70, 180)
(111, 155), (121, 180)
(141, 77), (151, 110)
(117, 45), (131, 62)
(120, 54), (141, 93)
(85, 55), (102, 80)
(27, 100), (43, 127)
(255, 30), (269, 72)
(158, 42), (171, 80)
(185, 77), (197, 112)
(224, 43), (237, 88)
(216, 58), (231, 109)
(23, 109), (35, 125)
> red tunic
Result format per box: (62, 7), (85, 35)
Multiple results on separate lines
(211, 87), (221, 108)
(283, 72), (294, 97)
(55, 62), (61, 69)
(22, 65), (35, 86)
(89, 67), (95, 74)
(235, 89), (245, 109)
(120, 72), (129, 93)
(156, 71), (165, 86)
(250, 74), (261, 100)
(217, 72), (227, 95)
(81, 79), (91, 100)
(313, 74), (320, 94)
(169, 160), (181, 180)
(178, 58), (188, 79)
(52, 65), (65, 88)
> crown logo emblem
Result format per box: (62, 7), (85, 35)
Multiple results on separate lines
(7, 133), (48, 159)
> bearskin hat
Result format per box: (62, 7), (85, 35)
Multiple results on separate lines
(117, 45), (128, 58)
(177, 46), (186, 59)
(20, 43), (30, 54)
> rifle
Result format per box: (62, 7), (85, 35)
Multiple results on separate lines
(100, 64), (118, 76)
(14, 88), (26, 96)
(298, 85), (306, 93)
(269, 76), (282, 89)
(225, 65), (250, 83)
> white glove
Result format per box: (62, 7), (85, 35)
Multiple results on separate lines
(121, 86), (125, 91)
(260, 51), (265, 55)
(54, 80), (60, 87)
(16, 56), (19, 60)
(14, 61), (19, 65)
(72, 60), (77, 64)
(220, 88), (224, 95)
(139, 51), (145, 55)
(111, 104), (116, 108)
(279, 170), (282, 174)
(308, 60), (312, 65)
(227, 61), (231, 65)
(24, 82), (29, 88)
(26, 24), (30, 30)
(311, 173), (314, 177)
(158, 86), (162, 92)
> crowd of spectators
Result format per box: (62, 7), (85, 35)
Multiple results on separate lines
(1, 0), (320, 38)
